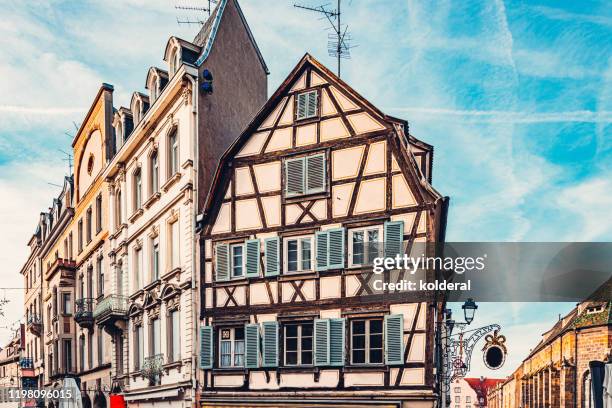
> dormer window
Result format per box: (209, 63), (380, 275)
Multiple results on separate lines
(169, 48), (180, 76)
(133, 100), (141, 125)
(115, 121), (123, 149)
(149, 76), (158, 103)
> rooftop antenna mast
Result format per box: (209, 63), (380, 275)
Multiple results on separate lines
(58, 149), (73, 176)
(294, 0), (356, 77)
(175, 1), (217, 25)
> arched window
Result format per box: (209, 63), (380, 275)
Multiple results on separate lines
(133, 100), (141, 125)
(583, 370), (593, 408)
(168, 128), (179, 176)
(149, 76), (158, 103)
(170, 48), (180, 75)
(150, 152), (159, 194)
(115, 121), (123, 149)
(133, 169), (142, 211)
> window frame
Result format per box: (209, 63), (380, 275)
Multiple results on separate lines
(151, 237), (160, 281)
(95, 194), (102, 234)
(283, 322), (314, 367)
(230, 243), (245, 279)
(283, 235), (314, 274)
(348, 225), (383, 267)
(284, 152), (327, 198)
(295, 89), (319, 121)
(150, 151), (159, 194)
(218, 327), (245, 368)
(168, 129), (179, 177)
(61, 293), (72, 315)
(133, 168), (142, 211)
(350, 318), (384, 366)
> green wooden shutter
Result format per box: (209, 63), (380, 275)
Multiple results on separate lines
(285, 157), (305, 196)
(296, 92), (307, 120)
(245, 324), (260, 368)
(306, 153), (326, 194)
(314, 318), (330, 366)
(329, 318), (346, 366)
(261, 321), (278, 367)
(200, 326), (213, 369)
(384, 314), (404, 365)
(245, 239), (260, 278)
(315, 231), (329, 271)
(384, 221), (404, 259)
(215, 244), (229, 281)
(328, 228), (345, 269)
(264, 237), (280, 276)
(306, 90), (318, 118)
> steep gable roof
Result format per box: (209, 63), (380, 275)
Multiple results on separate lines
(192, 0), (268, 73)
(199, 53), (443, 223)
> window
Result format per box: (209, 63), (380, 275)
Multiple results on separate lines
(296, 90), (318, 120)
(169, 220), (179, 270)
(63, 339), (72, 371)
(150, 318), (161, 356)
(86, 207), (92, 243)
(115, 122), (123, 149)
(167, 310), (180, 362)
(151, 152), (159, 194)
(285, 153), (326, 197)
(351, 319), (383, 365)
(349, 226), (382, 266)
(454, 387), (461, 394)
(134, 325), (144, 370)
(284, 236), (313, 273)
(87, 332), (93, 369)
(133, 100), (141, 125)
(96, 257), (104, 298)
(466, 396), (471, 403)
(134, 247), (143, 291)
(284, 322), (313, 366)
(151, 237), (160, 281)
(455, 396), (461, 403)
(168, 129), (179, 176)
(170, 49), (180, 75)
(219, 327), (244, 368)
(97, 331), (103, 365)
(115, 189), (122, 228)
(230, 244), (244, 278)
(96, 194), (102, 233)
(149, 77), (158, 102)
(78, 220), (83, 253)
(133, 169), (142, 210)
(62, 293), (72, 315)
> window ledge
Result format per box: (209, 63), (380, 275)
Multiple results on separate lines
(129, 289), (144, 301)
(143, 192), (161, 209)
(129, 209), (144, 223)
(162, 173), (181, 192)
(161, 267), (181, 282)
(110, 223), (127, 240)
(278, 271), (318, 281)
(163, 360), (182, 373)
(143, 279), (161, 292)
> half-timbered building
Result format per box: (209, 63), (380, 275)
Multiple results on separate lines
(198, 54), (449, 408)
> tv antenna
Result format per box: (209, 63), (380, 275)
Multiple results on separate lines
(59, 149), (73, 175)
(176, 1), (217, 25)
(294, 0), (357, 77)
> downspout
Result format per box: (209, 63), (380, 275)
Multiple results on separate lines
(574, 326), (578, 408)
(186, 74), (199, 407)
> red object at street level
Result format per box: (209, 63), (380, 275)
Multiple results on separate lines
(110, 394), (126, 408)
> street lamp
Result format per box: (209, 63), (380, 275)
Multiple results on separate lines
(462, 298), (478, 324)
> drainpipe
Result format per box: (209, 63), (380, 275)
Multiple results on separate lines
(574, 327), (578, 408)
(186, 74), (198, 408)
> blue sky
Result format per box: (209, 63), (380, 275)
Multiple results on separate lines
(0, 0), (610, 377)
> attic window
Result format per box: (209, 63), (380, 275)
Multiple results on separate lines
(296, 90), (318, 121)
(285, 153), (326, 197)
(586, 305), (604, 315)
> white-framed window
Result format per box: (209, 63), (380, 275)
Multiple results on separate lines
(168, 129), (179, 176)
(296, 90), (318, 120)
(168, 310), (180, 362)
(149, 77), (158, 102)
(151, 237), (160, 281)
(284, 322), (313, 366)
(219, 327), (244, 368)
(133, 247), (143, 291)
(133, 169), (142, 210)
(151, 152), (159, 194)
(134, 324), (144, 370)
(349, 226), (382, 267)
(230, 244), (244, 278)
(350, 318), (383, 365)
(285, 153), (326, 197)
(169, 220), (180, 270)
(283, 235), (313, 273)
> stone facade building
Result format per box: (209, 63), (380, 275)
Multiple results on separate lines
(487, 301), (612, 408)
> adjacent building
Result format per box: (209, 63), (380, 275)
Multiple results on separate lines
(487, 301), (612, 408)
(0, 327), (23, 387)
(197, 53), (448, 408)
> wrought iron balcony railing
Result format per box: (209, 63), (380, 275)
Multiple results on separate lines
(142, 354), (164, 382)
(75, 298), (94, 328)
(27, 314), (42, 336)
(92, 295), (128, 322)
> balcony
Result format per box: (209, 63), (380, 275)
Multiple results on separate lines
(27, 314), (42, 336)
(74, 298), (94, 328)
(142, 354), (164, 385)
(19, 357), (33, 368)
(93, 295), (128, 333)
(49, 366), (77, 380)
(46, 258), (76, 283)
